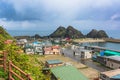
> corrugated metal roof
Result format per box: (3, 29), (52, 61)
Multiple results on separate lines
(107, 56), (120, 61)
(112, 74), (120, 79)
(104, 50), (120, 56)
(101, 69), (120, 78)
(51, 65), (89, 80)
(46, 59), (63, 65)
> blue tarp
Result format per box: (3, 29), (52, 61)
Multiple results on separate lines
(100, 51), (104, 56)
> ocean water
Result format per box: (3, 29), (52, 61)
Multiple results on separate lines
(7, 30), (120, 50)
(7, 30), (54, 37)
(7, 29), (120, 39)
(81, 42), (120, 51)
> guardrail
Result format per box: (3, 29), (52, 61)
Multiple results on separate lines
(0, 51), (7, 72)
(9, 60), (32, 80)
(0, 51), (33, 80)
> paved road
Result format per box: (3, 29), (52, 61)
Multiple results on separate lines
(62, 48), (111, 72)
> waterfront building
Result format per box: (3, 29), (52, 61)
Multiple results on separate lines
(106, 56), (120, 69)
(96, 56), (120, 69)
(100, 69), (120, 80)
(80, 50), (92, 59)
(96, 56), (107, 65)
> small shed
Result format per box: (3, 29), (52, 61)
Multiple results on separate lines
(51, 65), (89, 80)
(45, 59), (63, 68)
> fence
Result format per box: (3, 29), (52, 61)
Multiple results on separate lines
(0, 51), (7, 72)
(0, 51), (32, 80)
(9, 60), (32, 80)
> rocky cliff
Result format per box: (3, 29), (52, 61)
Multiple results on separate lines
(86, 29), (108, 38)
(65, 26), (84, 38)
(50, 26), (66, 38)
(50, 26), (84, 38)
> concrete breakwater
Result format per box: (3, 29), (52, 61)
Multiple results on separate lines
(73, 38), (120, 43)
(73, 38), (105, 43)
(105, 38), (120, 43)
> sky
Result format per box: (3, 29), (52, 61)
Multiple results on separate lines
(0, 0), (120, 31)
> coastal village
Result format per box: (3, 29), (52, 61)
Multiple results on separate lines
(1, 26), (120, 80)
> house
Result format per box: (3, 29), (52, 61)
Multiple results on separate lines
(45, 59), (63, 68)
(32, 41), (43, 55)
(16, 39), (27, 47)
(24, 43), (34, 54)
(52, 46), (60, 55)
(96, 56), (107, 65)
(100, 69), (120, 80)
(4, 40), (13, 44)
(44, 46), (53, 55)
(80, 50), (92, 59)
(44, 45), (61, 55)
(24, 41), (43, 55)
(106, 56), (120, 69)
(51, 65), (89, 80)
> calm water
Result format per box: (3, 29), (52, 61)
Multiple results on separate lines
(7, 30), (120, 39)
(80, 42), (120, 51)
(7, 30), (120, 50)
(7, 30), (53, 36)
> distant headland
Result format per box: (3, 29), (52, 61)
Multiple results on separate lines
(13, 25), (109, 39)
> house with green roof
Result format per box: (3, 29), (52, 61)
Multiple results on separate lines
(51, 65), (89, 80)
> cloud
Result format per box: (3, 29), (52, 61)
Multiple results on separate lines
(111, 14), (120, 21)
(1, 0), (120, 31)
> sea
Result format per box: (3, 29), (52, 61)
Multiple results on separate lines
(7, 30), (120, 51)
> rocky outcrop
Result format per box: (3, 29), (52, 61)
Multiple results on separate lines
(50, 26), (66, 38)
(86, 29), (108, 38)
(97, 30), (108, 38)
(50, 26), (84, 38)
(86, 29), (98, 38)
(65, 26), (84, 38)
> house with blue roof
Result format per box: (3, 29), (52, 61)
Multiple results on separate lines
(24, 40), (44, 55)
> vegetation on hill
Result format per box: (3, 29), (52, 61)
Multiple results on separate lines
(50, 26), (66, 38)
(0, 26), (13, 50)
(50, 26), (84, 38)
(86, 29), (108, 38)
(65, 26), (84, 38)
(0, 26), (50, 80)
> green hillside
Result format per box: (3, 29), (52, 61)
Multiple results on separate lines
(0, 26), (13, 50)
